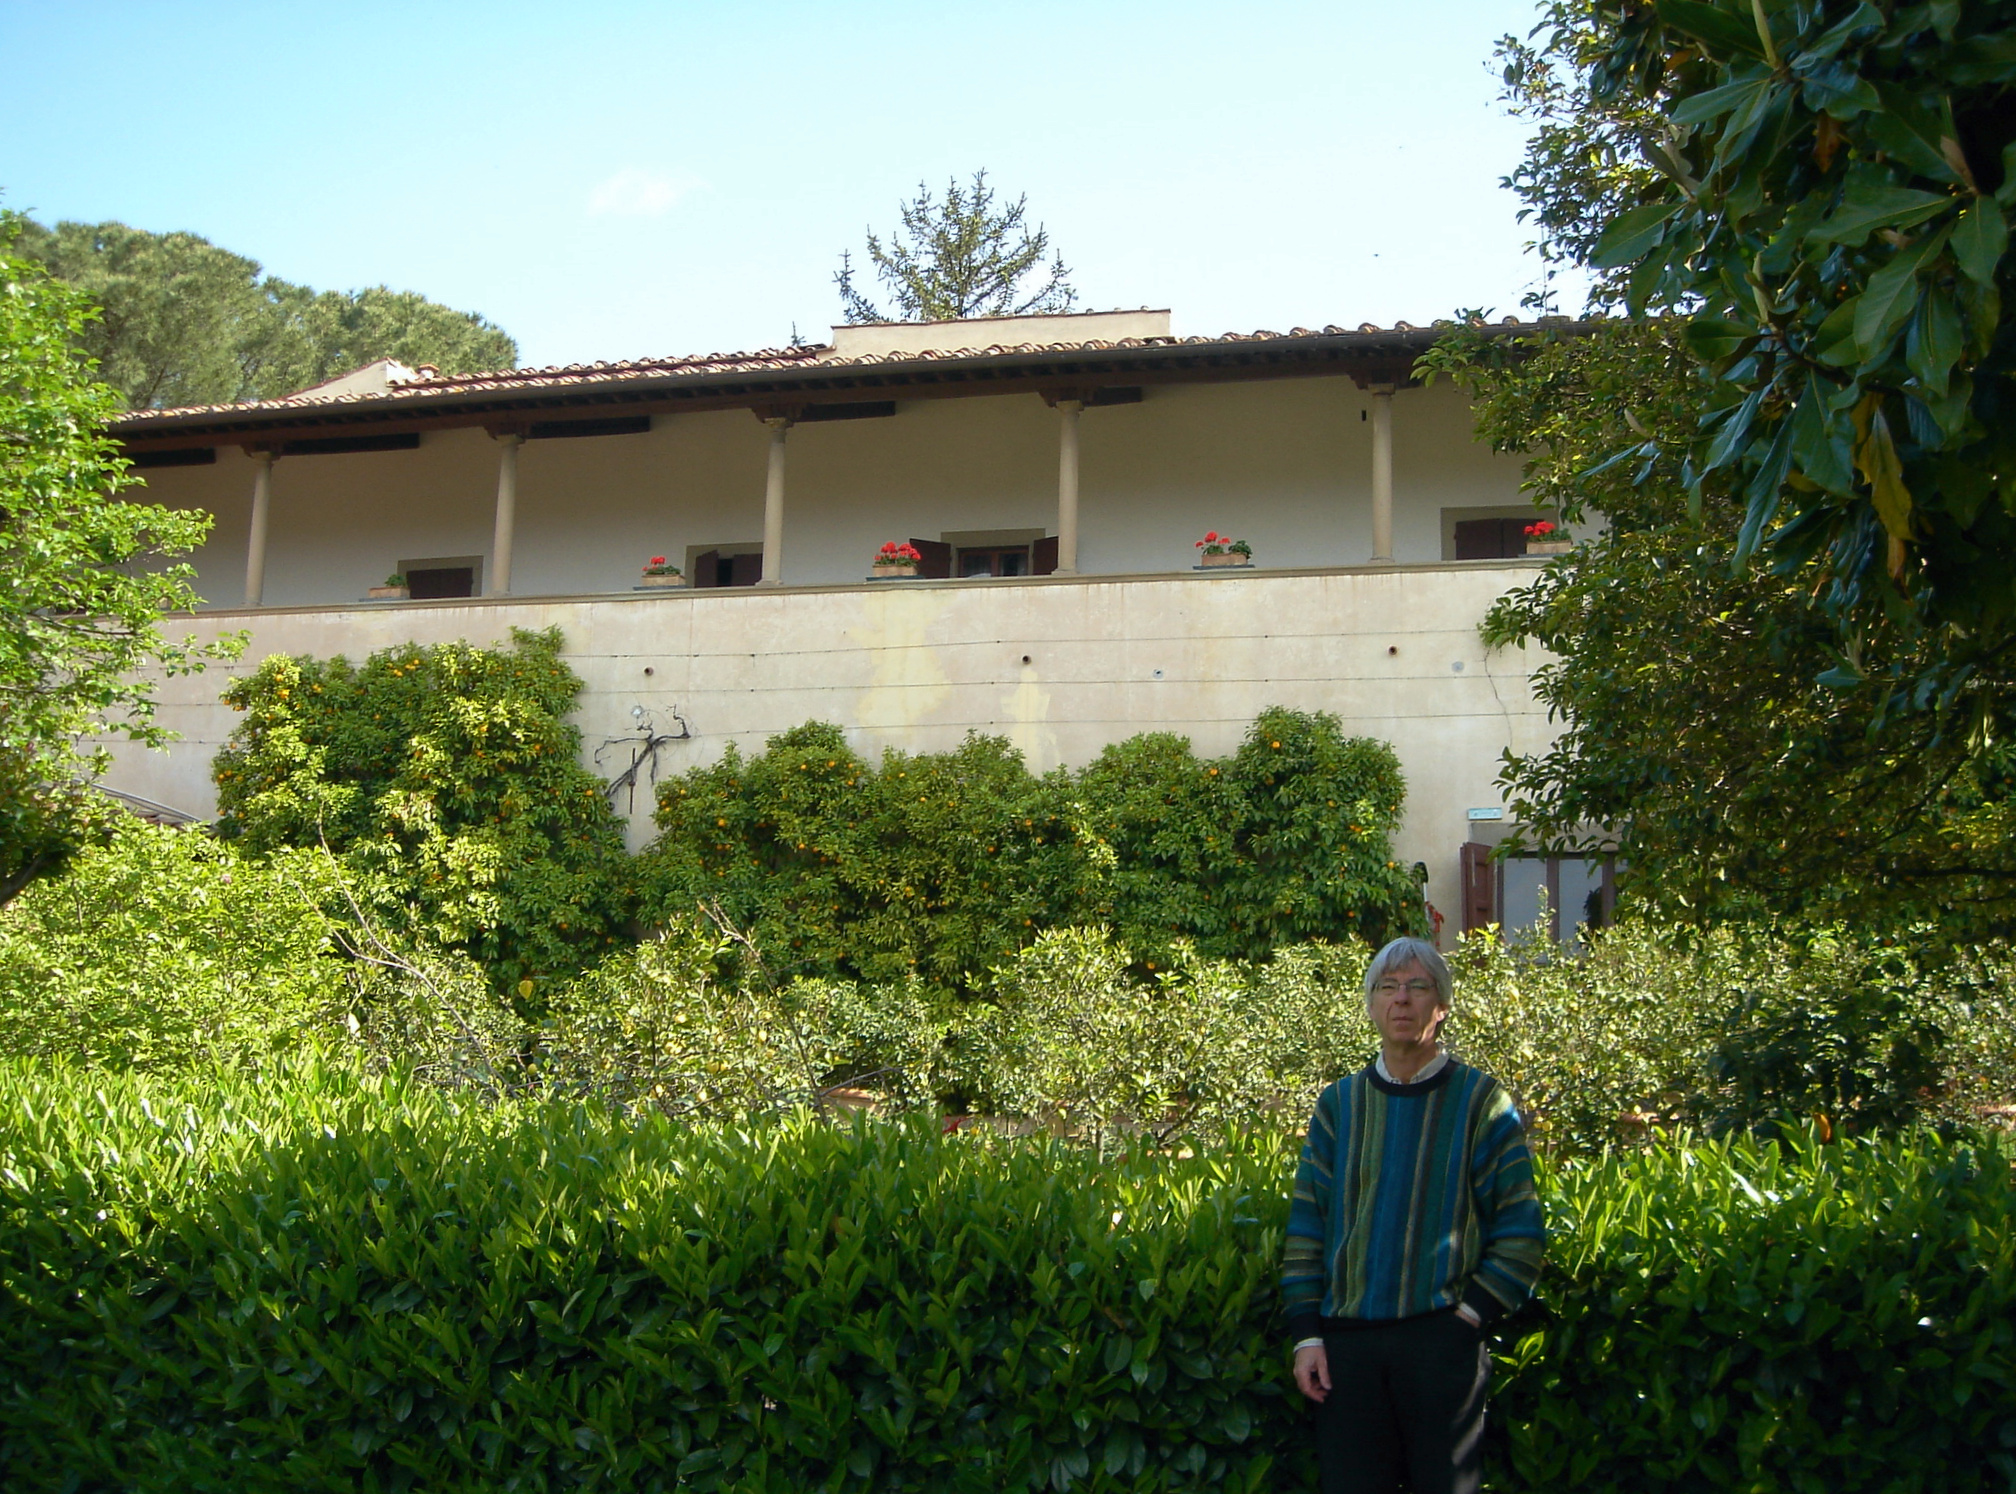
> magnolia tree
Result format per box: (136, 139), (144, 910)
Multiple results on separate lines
(0, 213), (237, 904)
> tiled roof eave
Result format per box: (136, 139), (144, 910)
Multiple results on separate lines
(109, 319), (1589, 444)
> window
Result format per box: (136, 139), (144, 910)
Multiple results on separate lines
(689, 546), (763, 588)
(1460, 843), (1617, 946)
(1442, 506), (1555, 561)
(399, 556), (482, 599)
(958, 546), (1030, 577)
(935, 528), (1057, 578)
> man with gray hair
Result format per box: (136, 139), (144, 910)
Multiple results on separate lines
(1282, 936), (1545, 1494)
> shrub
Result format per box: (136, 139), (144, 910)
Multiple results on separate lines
(0, 819), (349, 1069)
(540, 919), (952, 1116)
(637, 723), (1110, 993)
(1447, 920), (2016, 1150)
(213, 626), (633, 992)
(638, 709), (1424, 993)
(0, 1061), (2011, 1492)
(959, 930), (1371, 1145)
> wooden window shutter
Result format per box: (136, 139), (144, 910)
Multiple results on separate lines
(691, 550), (720, 588)
(908, 539), (952, 579)
(1032, 535), (1060, 575)
(1460, 842), (1499, 934)
(729, 552), (763, 587)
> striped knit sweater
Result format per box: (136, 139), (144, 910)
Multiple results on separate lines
(1282, 1057), (1545, 1341)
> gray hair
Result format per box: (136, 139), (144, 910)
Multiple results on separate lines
(1363, 937), (1453, 1012)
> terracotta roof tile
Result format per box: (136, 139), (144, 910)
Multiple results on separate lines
(109, 317), (1572, 429)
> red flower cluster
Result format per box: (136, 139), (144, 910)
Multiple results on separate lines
(1523, 521), (1557, 539)
(649, 556), (667, 566)
(878, 541), (924, 563)
(1194, 530), (1226, 548)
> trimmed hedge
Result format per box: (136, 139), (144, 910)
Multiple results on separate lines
(1, 1060), (2011, 1492)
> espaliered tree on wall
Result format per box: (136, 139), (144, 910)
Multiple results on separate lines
(634, 706), (1425, 992)
(212, 627), (631, 995)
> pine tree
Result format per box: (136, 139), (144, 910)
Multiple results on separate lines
(836, 171), (1075, 324)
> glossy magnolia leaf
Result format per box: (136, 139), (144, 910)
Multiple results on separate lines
(1655, 0), (1769, 59)
(1681, 316), (1753, 363)
(1592, 204), (1680, 269)
(1670, 75), (1771, 127)
(1951, 201), (2010, 286)
(1852, 226), (1950, 359)
(1807, 185), (1953, 246)
(1853, 402), (1914, 541)
(1787, 376), (1856, 495)
(1905, 286), (1964, 396)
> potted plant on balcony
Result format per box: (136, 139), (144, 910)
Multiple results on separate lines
(1523, 521), (1572, 555)
(870, 541), (924, 579)
(368, 573), (409, 600)
(1194, 531), (1253, 568)
(639, 555), (687, 589)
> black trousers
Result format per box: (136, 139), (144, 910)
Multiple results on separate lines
(1309, 1310), (1489, 1494)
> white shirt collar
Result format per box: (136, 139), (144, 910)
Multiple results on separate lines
(1375, 1048), (1450, 1086)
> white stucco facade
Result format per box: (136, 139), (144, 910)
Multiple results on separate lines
(104, 314), (1576, 942)
(131, 376), (1529, 607)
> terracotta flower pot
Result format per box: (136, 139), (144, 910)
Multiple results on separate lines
(638, 572), (688, 588)
(870, 562), (921, 578)
(366, 585), (409, 600)
(1524, 539), (1573, 555)
(1198, 551), (1252, 567)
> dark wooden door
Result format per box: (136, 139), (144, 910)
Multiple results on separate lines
(1460, 842), (1499, 934)
(1032, 535), (1060, 575)
(908, 539), (952, 579)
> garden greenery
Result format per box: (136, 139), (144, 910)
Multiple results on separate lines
(212, 627), (633, 993)
(635, 707), (1425, 991)
(0, 1057), (2009, 1493)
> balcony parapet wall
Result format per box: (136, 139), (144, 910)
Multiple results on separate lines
(101, 562), (1556, 928)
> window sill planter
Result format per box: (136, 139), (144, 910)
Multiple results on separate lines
(869, 563), (922, 580)
(1196, 552), (1253, 569)
(636, 573), (689, 589)
(1524, 540), (1573, 556)
(365, 585), (410, 600)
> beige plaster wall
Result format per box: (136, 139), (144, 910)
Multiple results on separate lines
(131, 377), (1533, 609)
(100, 563), (1550, 943)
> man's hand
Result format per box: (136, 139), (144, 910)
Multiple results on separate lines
(1293, 1341), (1331, 1403)
(1455, 1302), (1484, 1331)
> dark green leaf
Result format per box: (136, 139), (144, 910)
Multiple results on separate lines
(1951, 202), (2009, 287)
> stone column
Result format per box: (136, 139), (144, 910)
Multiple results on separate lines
(1369, 384), (1395, 563)
(1055, 398), (1083, 576)
(490, 433), (523, 596)
(244, 449), (275, 607)
(759, 417), (789, 586)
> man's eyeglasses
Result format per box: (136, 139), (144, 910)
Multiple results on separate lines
(1373, 979), (1437, 997)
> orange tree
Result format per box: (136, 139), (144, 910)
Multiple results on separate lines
(212, 627), (630, 996)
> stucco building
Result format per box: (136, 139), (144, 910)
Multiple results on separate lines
(104, 308), (1601, 942)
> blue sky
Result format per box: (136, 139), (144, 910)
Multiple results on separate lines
(1, 0), (1570, 369)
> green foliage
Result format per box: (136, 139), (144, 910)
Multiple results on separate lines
(1421, 317), (2016, 931)
(0, 820), (348, 1070)
(1448, 917), (2016, 1149)
(638, 723), (1102, 992)
(0, 818), (523, 1087)
(1512, 1), (2016, 723)
(636, 710), (1423, 992)
(541, 920), (953, 1117)
(959, 930), (1373, 1147)
(213, 627), (632, 991)
(16, 216), (517, 408)
(0, 212), (239, 904)
(836, 170), (1075, 323)
(1, 1060), (2011, 1492)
